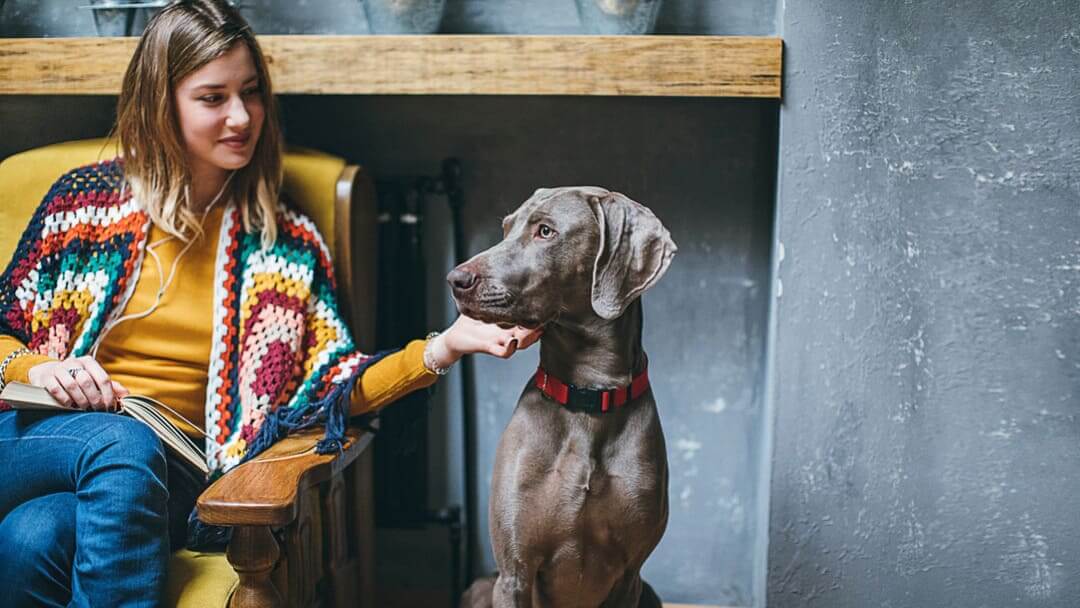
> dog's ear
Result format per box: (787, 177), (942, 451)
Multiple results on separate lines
(588, 191), (677, 320)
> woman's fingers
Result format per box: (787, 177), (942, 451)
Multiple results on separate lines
(27, 358), (118, 410)
(111, 380), (130, 399)
(515, 327), (543, 350)
(71, 366), (107, 411)
(498, 327), (541, 354)
(485, 325), (541, 358)
(43, 375), (73, 408)
(444, 314), (544, 361)
(78, 356), (116, 410)
(74, 369), (105, 410)
(39, 357), (119, 411)
(55, 367), (91, 409)
(491, 342), (515, 359)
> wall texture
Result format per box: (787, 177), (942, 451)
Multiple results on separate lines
(0, 0), (775, 36)
(768, 0), (1080, 606)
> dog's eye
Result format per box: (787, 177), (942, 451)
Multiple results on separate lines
(536, 224), (556, 240)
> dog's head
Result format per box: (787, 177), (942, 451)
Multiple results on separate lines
(448, 186), (676, 327)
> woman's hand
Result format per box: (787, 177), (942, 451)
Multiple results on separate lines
(27, 356), (129, 411)
(428, 315), (543, 370)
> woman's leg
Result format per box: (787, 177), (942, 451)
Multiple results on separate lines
(0, 410), (169, 607)
(166, 449), (209, 551)
(0, 492), (77, 608)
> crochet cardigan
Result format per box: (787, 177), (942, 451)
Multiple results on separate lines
(0, 159), (389, 477)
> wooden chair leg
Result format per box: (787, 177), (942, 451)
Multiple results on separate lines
(354, 446), (376, 604)
(323, 473), (350, 606)
(227, 525), (283, 608)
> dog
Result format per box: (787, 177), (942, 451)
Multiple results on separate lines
(451, 186), (676, 607)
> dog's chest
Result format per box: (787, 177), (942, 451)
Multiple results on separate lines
(532, 416), (666, 535)
(528, 427), (667, 589)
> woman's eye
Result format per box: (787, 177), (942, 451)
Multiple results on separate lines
(537, 225), (555, 239)
(200, 95), (223, 103)
(242, 87), (260, 97)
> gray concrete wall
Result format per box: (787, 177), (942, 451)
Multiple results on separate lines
(767, 0), (1080, 606)
(0, 0), (776, 36)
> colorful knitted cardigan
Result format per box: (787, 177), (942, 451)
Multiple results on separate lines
(0, 159), (388, 477)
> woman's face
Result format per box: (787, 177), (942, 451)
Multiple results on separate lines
(174, 43), (265, 182)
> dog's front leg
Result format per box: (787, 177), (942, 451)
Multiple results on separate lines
(492, 563), (539, 608)
(601, 572), (662, 608)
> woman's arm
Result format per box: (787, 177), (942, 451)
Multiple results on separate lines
(0, 334), (56, 384)
(0, 335), (126, 411)
(348, 316), (542, 417)
(349, 339), (435, 416)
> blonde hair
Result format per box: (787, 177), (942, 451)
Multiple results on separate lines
(114, 0), (281, 247)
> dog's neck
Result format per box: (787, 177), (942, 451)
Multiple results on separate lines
(538, 299), (645, 389)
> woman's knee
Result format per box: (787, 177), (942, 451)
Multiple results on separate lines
(83, 414), (167, 481)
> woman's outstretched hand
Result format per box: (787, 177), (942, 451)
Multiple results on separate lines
(428, 315), (543, 371)
(27, 356), (130, 411)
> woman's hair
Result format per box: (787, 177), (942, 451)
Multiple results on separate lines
(115, 0), (281, 247)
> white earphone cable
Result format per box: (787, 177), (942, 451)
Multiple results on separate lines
(90, 172), (235, 359)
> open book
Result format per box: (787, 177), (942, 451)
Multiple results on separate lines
(0, 381), (208, 475)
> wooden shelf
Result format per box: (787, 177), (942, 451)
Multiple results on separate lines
(0, 35), (781, 98)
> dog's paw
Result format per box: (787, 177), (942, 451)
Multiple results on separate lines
(461, 575), (496, 608)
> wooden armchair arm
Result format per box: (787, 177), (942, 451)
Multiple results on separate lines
(197, 425), (378, 608)
(197, 427), (374, 527)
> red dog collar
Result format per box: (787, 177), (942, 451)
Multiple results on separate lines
(534, 359), (650, 414)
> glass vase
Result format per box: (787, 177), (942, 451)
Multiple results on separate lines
(575, 0), (664, 35)
(363, 0), (446, 34)
(89, 0), (139, 37)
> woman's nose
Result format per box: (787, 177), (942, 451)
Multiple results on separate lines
(225, 97), (250, 129)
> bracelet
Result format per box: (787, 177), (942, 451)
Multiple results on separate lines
(423, 331), (452, 376)
(0, 347), (33, 393)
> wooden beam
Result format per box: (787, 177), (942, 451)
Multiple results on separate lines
(0, 35), (781, 98)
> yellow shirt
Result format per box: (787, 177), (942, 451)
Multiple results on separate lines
(0, 204), (437, 437)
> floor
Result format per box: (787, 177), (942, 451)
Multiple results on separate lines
(375, 525), (731, 608)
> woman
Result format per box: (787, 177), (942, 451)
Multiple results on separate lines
(0, 1), (540, 605)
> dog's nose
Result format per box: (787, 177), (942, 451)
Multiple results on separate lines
(448, 268), (478, 292)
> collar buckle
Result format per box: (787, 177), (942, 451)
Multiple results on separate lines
(565, 385), (602, 413)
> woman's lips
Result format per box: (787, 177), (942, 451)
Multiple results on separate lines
(220, 135), (250, 149)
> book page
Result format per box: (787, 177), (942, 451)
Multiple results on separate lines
(122, 397), (208, 475)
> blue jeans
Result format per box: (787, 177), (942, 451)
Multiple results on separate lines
(0, 410), (169, 607)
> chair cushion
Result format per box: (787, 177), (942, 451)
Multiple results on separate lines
(280, 145), (346, 253)
(166, 550), (238, 608)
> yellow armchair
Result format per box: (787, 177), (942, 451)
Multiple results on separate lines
(0, 138), (379, 608)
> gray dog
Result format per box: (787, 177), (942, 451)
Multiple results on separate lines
(452, 187), (676, 607)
